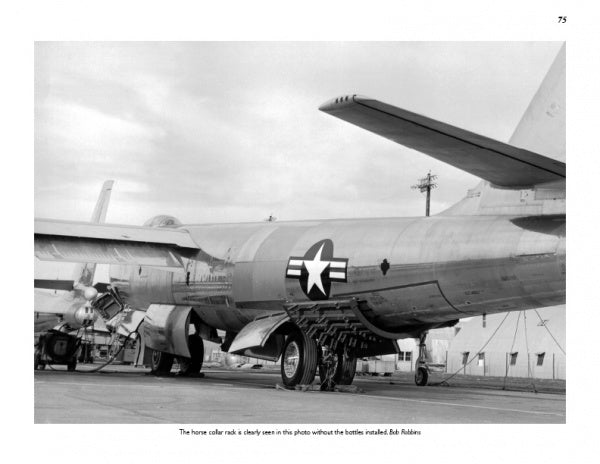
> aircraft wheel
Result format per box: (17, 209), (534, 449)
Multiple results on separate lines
(318, 349), (357, 388)
(178, 336), (204, 376)
(67, 360), (77, 372)
(150, 349), (174, 375)
(280, 330), (318, 388)
(415, 366), (429, 386)
(338, 354), (357, 385)
(34, 351), (44, 370)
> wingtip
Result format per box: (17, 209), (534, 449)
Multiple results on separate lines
(319, 94), (364, 112)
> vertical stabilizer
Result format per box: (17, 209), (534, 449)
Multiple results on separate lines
(441, 45), (565, 216)
(90, 180), (114, 223)
(71, 180), (114, 285)
(509, 43), (565, 162)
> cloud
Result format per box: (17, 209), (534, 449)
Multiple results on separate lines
(35, 42), (562, 224)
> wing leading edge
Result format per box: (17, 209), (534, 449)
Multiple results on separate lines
(319, 95), (565, 189)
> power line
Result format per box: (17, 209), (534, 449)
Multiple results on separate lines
(533, 308), (566, 355)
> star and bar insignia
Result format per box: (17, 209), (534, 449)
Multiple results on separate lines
(285, 239), (348, 300)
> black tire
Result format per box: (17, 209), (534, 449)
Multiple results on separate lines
(415, 366), (429, 386)
(338, 354), (357, 384)
(150, 349), (174, 374)
(280, 330), (318, 388)
(67, 360), (76, 372)
(34, 351), (42, 370)
(318, 349), (357, 386)
(178, 336), (204, 376)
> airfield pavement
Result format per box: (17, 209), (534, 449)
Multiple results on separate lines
(34, 364), (565, 424)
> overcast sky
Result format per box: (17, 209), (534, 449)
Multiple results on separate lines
(35, 42), (562, 226)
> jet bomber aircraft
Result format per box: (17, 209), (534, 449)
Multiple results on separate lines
(34, 45), (565, 389)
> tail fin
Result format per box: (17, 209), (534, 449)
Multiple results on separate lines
(509, 43), (565, 162)
(89, 180), (114, 223)
(442, 44), (565, 216)
(71, 180), (114, 286)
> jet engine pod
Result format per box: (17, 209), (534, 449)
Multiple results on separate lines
(70, 305), (97, 328)
(76, 305), (96, 327)
(143, 215), (182, 228)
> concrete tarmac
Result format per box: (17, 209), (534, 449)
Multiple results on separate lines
(34, 366), (565, 424)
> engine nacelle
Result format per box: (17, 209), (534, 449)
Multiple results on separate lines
(62, 305), (97, 329)
(142, 304), (193, 357)
(143, 215), (182, 228)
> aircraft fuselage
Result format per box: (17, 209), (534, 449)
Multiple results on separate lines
(108, 214), (565, 335)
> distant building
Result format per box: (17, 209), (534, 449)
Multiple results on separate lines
(446, 305), (565, 379)
(390, 306), (565, 380)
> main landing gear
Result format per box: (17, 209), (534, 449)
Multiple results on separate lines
(415, 331), (430, 386)
(150, 335), (204, 376)
(280, 328), (357, 390)
(150, 349), (174, 375)
(318, 346), (357, 391)
(177, 335), (204, 376)
(281, 330), (319, 387)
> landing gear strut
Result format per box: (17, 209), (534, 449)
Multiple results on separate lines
(415, 331), (430, 386)
(318, 346), (357, 391)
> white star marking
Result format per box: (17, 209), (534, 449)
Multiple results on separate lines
(303, 244), (330, 295)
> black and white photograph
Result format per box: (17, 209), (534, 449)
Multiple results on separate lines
(33, 40), (566, 425)
(8, 1), (598, 463)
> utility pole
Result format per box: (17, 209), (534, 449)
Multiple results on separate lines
(411, 171), (438, 217)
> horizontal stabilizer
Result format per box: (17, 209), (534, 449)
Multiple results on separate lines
(319, 95), (565, 188)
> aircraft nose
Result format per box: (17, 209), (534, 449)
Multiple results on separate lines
(319, 94), (360, 112)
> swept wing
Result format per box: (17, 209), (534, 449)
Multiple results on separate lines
(35, 218), (200, 268)
(319, 95), (565, 188)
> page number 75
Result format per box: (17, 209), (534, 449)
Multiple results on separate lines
(558, 16), (567, 23)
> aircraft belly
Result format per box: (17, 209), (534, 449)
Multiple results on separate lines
(357, 281), (462, 327)
(191, 305), (272, 332)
